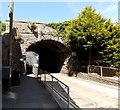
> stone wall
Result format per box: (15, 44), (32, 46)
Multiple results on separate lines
(6, 20), (65, 56)
(60, 53), (81, 75)
(4, 20), (83, 73)
(74, 72), (120, 87)
(2, 31), (25, 74)
(2, 33), (10, 66)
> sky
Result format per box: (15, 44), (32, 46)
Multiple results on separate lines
(1, 1), (119, 23)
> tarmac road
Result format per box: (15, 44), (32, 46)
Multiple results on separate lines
(51, 73), (119, 109)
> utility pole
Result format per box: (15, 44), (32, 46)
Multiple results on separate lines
(9, 0), (14, 66)
(9, 0), (14, 87)
(9, 0), (14, 33)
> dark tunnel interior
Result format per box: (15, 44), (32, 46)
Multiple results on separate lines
(27, 40), (70, 73)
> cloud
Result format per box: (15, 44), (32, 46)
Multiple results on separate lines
(66, 2), (83, 16)
(100, 3), (118, 23)
(101, 3), (118, 14)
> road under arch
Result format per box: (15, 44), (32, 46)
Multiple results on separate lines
(27, 40), (70, 73)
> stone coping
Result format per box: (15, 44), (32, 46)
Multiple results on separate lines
(6, 20), (45, 24)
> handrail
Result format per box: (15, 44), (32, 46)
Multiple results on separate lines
(48, 73), (69, 88)
(46, 83), (79, 110)
(38, 71), (70, 110)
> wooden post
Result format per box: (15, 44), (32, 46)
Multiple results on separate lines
(100, 66), (103, 83)
(87, 65), (89, 74)
(87, 65), (90, 80)
(100, 66), (103, 77)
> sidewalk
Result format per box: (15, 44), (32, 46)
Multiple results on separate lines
(2, 74), (59, 109)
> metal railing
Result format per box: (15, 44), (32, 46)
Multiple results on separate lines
(38, 71), (70, 110)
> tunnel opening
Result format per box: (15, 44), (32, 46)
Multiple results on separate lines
(27, 40), (70, 73)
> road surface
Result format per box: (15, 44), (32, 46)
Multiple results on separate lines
(51, 73), (119, 109)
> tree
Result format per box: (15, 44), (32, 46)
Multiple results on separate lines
(99, 23), (120, 67)
(65, 6), (109, 65)
(47, 6), (119, 68)
(0, 23), (6, 32)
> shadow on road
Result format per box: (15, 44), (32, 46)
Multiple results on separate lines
(2, 74), (59, 109)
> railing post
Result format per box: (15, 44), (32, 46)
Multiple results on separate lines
(45, 71), (46, 82)
(87, 65), (90, 80)
(44, 71), (46, 87)
(39, 69), (41, 81)
(52, 76), (53, 95)
(67, 87), (70, 110)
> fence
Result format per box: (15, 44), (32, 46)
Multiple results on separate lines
(87, 65), (119, 77)
(86, 65), (120, 86)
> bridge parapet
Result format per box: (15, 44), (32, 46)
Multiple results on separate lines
(6, 20), (66, 54)
(5, 20), (73, 73)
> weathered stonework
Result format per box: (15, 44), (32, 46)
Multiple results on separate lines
(60, 54), (81, 75)
(5, 20), (70, 73)
(6, 20), (66, 55)
(2, 32), (25, 73)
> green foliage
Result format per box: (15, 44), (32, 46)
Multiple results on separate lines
(65, 6), (109, 64)
(65, 6), (119, 67)
(100, 24), (120, 67)
(14, 28), (22, 41)
(28, 22), (37, 31)
(0, 23), (6, 32)
(115, 72), (120, 76)
(47, 6), (119, 68)
(46, 21), (71, 39)
(50, 29), (59, 37)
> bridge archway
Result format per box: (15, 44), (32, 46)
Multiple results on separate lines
(27, 40), (70, 73)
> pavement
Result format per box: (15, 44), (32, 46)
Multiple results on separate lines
(39, 73), (81, 109)
(0, 84), (2, 110)
(51, 73), (119, 109)
(2, 74), (59, 109)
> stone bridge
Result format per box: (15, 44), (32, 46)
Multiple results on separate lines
(5, 20), (71, 73)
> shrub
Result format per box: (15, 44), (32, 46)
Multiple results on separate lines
(28, 22), (37, 31)
(115, 72), (120, 77)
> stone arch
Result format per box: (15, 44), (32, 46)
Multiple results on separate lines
(26, 40), (70, 73)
